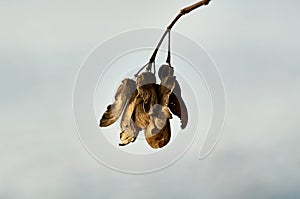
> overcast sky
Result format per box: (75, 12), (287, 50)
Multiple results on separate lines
(1, 0), (300, 198)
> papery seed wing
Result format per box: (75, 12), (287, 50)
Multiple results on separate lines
(119, 89), (140, 146)
(133, 82), (158, 130)
(149, 104), (172, 130)
(145, 119), (171, 149)
(132, 96), (150, 129)
(120, 74), (159, 146)
(158, 64), (188, 129)
(99, 78), (136, 127)
(158, 64), (174, 80)
(137, 72), (156, 87)
(169, 81), (188, 129)
(160, 76), (176, 105)
(154, 72), (175, 130)
(136, 72), (157, 106)
(119, 120), (141, 146)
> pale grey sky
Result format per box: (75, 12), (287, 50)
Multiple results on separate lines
(1, 0), (300, 198)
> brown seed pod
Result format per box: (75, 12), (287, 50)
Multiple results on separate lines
(99, 78), (136, 127)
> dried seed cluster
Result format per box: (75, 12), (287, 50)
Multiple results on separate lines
(99, 64), (188, 149)
(97, 0), (212, 149)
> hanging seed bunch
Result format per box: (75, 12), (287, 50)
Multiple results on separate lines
(99, 0), (211, 148)
(100, 62), (188, 148)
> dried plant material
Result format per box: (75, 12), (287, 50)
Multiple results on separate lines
(119, 72), (158, 146)
(119, 120), (141, 146)
(136, 72), (157, 109)
(145, 119), (171, 149)
(99, 78), (136, 127)
(160, 76), (176, 105)
(99, 0), (212, 148)
(149, 104), (172, 130)
(169, 81), (188, 129)
(132, 96), (150, 129)
(133, 72), (158, 128)
(119, 90), (140, 146)
(144, 72), (176, 133)
(158, 64), (188, 129)
(158, 64), (174, 81)
(143, 75), (174, 149)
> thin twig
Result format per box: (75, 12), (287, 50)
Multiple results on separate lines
(149, 0), (211, 63)
(136, 0), (212, 76)
(134, 63), (150, 77)
(166, 31), (171, 65)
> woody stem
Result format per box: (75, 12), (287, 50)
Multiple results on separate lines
(148, 0), (211, 63)
(135, 0), (211, 77)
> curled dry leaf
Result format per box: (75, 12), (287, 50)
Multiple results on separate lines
(99, 78), (136, 127)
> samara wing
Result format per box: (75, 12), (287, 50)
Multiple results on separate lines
(119, 90), (141, 146)
(100, 78), (136, 127)
(168, 80), (188, 129)
(158, 64), (188, 129)
(134, 72), (158, 128)
(136, 72), (157, 108)
(145, 119), (171, 149)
